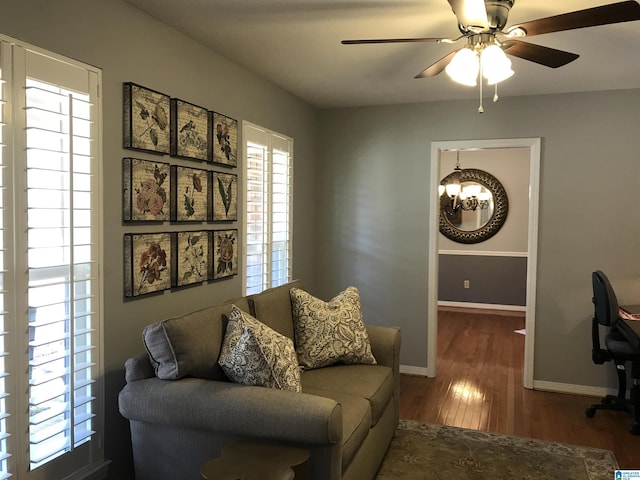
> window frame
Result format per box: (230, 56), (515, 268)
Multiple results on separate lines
(242, 121), (294, 296)
(0, 34), (106, 480)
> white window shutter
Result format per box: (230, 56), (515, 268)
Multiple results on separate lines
(243, 123), (293, 295)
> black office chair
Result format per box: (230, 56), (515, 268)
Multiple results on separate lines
(585, 270), (640, 434)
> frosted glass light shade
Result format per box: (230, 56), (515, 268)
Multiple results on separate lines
(464, 184), (481, 197)
(461, 0), (489, 29)
(445, 48), (479, 87)
(481, 45), (514, 85)
(478, 190), (492, 201)
(445, 183), (461, 197)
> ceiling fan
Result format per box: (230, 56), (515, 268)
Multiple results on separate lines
(342, 1), (640, 80)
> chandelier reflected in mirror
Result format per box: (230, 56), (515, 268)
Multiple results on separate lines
(438, 154), (509, 244)
(439, 153), (492, 213)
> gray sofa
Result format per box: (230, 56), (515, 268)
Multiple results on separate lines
(118, 280), (401, 480)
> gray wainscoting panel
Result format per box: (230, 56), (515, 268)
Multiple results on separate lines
(438, 254), (527, 306)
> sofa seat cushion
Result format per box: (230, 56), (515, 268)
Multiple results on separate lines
(218, 306), (302, 392)
(301, 364), (393, 425)
(143, 297), (250, 381)
(303, 386), (371, 470)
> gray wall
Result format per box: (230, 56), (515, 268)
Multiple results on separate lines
(3, 0), (640, 477)
(0, 1), (318, 478)
(438, 254), (527, 306)
(317, 90), (640, 383)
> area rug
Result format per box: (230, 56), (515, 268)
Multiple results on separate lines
(376, 420), (618, 480)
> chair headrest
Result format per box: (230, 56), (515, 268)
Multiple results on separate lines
(592, 270), (619, 327)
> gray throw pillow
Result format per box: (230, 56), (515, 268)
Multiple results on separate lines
(290, 286), (376, 370)
(218, 305), (302, 392)
(142, 301), (248, 381)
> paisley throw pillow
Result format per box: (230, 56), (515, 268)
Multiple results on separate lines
(218, 305), (302, 392)
(290, 286), (376, 370)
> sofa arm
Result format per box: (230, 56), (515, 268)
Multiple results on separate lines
(367, 325), (401, 372)
(119, 377), (342, 445)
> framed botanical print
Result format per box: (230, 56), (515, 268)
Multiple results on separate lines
(170, 98), (211, 161)
(123, 158), (170, 222)
(212, 172), (237, 222)
(172, 231), (212, 287)
(213, 229), (238, 280)
(124, 232), (173, 297)
(210, 111), (238, 167)
(170, 166), (212, 222)
(123, 83), (170, 154)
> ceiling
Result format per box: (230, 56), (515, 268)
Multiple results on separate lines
(125, 0), (640, 108)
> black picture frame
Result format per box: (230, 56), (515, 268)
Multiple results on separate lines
(170, 166), (212, 222)
(213, 229), (238, 280)
(170, 98), (211, 161)
(123, 83), (171, 154)
(212, 172), (238, 222)
(123, 157), (171, 223)
(124, 232), (173, 297)
(171, 230), (213, 287)
(210, 111), (238, 167)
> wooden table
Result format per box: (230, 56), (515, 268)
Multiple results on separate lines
(200, 442), (309, 480)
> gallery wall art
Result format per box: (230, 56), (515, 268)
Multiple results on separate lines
(122, 82), (241, 298)
(211, 111), (238, 167)
(213, 229), (238, 280)
(170, 98), (211, 161)
(123, 158), (171, 222)
(123, 83), (170, 154)
(124, 232), (173, 297)
(212, 172), (237, 222)
(172, 231), (213, 287)
(170, 165), (212, 222)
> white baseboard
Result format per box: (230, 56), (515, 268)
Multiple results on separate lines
(400, 365), (430, 377)
(532, 380), (614, 397)
(438, 301), (526, 312)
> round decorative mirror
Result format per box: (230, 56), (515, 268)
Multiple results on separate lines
(439, 168), (508, 244)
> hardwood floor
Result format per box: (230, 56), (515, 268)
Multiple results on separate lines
(399, 308), (640, 469)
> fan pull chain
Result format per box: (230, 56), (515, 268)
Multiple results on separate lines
(478, 63), (484, 113)
(493, 82), (499, 103)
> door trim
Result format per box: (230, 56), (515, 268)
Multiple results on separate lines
(427, 138), (541, 389)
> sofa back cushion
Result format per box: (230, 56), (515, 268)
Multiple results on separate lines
(248, 280), (302, 341)
(143, 296), (250, 380)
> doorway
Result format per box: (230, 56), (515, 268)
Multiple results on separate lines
(427, 138), (541, 389)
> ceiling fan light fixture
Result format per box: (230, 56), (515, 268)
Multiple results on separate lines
(485, 67), (514, 85)
(504, 26), (527, 38)
(481, 44), (514, 84)
(445, 47), (479, 86)
(461, 0), (490, 30)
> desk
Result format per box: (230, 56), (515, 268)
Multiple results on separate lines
(618, 305), (640, 350)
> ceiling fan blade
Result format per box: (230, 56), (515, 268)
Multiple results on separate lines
(502, 40), (579, 68)
(415, 49), (461, 78)
(342, 37), (450, 45)
(447, 0), (489, 30)
(507, 1), (640, 37)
